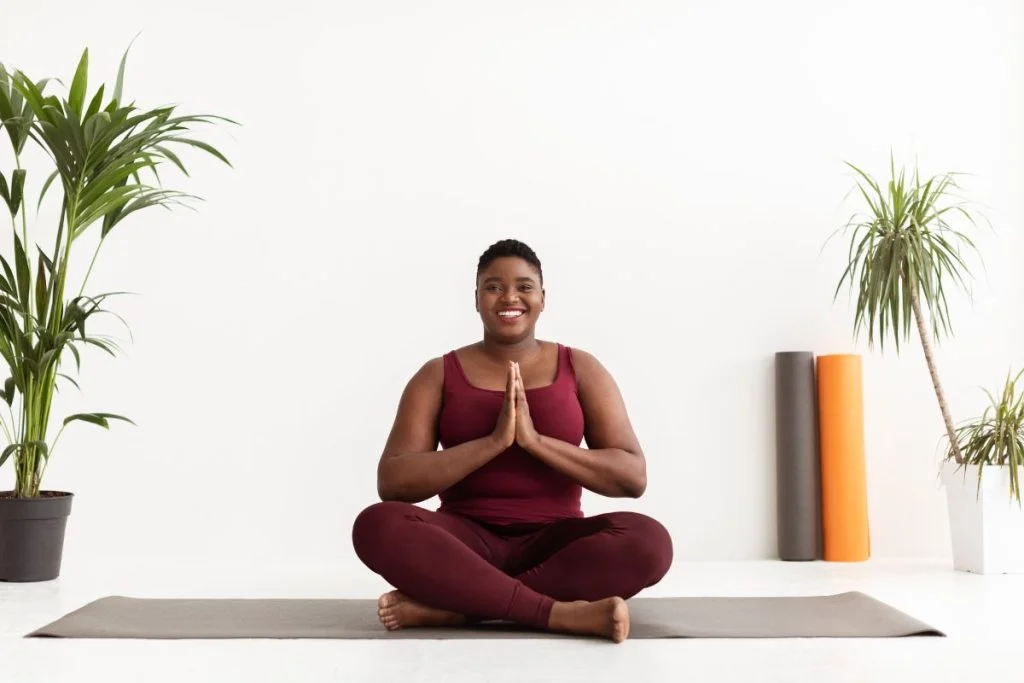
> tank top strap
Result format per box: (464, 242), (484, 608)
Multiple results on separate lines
(558, 343), (579, 391)
(442, 350), (469, 393)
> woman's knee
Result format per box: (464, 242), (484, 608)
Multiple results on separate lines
(351, 501), (418, 562)
(609, 512), (674, 582)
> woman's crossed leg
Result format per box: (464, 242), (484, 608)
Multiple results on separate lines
(351, 501), (672, 642)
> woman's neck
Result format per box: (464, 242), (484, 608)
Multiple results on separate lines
(478, 335), (542, 363)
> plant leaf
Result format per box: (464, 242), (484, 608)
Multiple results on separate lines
(36, 169), (59, 212)
(68, 48), (89, 117)
(85, 83), (105, 121)
(0, 171), (9, 215)
(57, 373), (81, 393)
(63, 412), (136, 429)
(10, 168), (24, 217)
(34, 257), (48, 328)
(163, 136), (233, 167)
(0, 253), (16, 302)
(0, 443), (20, 468)
(12, 233), (31, 314)
(112, 37), (137, 107)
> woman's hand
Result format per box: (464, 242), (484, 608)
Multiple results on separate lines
(512, 348), (647, 498)
(514, 362), (541, 452)
(490, 361), (517, 450)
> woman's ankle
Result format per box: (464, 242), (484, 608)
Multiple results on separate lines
(547, 600), (585, 631)
(545, 597), (630, 642)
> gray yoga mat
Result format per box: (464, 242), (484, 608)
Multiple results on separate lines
(26, 592), (942, 639)
(775, 351), (822, 560)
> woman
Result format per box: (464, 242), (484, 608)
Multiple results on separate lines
(352, 239), (672, 643)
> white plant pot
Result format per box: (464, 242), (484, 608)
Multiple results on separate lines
(941, 461), (1024, 574)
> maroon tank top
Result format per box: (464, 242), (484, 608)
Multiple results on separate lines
(437, 343), (585, 525)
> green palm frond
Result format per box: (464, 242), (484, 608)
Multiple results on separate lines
(0, 62), (41, 156)
(831, 154), (984, 353)
(11, 48), (234, 246)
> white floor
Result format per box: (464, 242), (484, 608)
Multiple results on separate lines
(0, 558), (1021, 682)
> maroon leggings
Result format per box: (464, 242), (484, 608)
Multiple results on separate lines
(351, 501), (673, 630)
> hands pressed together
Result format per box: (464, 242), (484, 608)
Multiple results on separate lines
(493, 361), (540, 452)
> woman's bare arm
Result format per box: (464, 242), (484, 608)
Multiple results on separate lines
(376, 358), (506, 503)
(521, 348), (647, 498)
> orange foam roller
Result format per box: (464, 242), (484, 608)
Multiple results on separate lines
(816, 354), (870, 562)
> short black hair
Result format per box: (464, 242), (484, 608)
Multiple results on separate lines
(476, 239), (543, 284)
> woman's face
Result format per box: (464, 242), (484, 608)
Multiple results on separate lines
(476, 256), (545, 341)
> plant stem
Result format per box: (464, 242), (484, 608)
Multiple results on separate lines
(14, 154), (33, 331)
(0, 410), (11, 443)
(79, 239), (102, 297)
(15, 155), (27, 262)
(908, 279), (964, 464)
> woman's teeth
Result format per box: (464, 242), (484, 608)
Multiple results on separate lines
(498, 311), (523, 318)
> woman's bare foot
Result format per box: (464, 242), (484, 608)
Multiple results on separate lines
(377, 590), (467, 630)
(548, 597), (630, 643)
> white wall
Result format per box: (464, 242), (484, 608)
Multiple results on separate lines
(1, 0), (1021, 572)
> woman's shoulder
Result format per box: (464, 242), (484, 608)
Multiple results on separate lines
(405, 353), (448, 389)
(560, 344), (614, 387)
(407, 345), (472, 385)
(414, 343), (471, 369)
(560, 343), (599, 368)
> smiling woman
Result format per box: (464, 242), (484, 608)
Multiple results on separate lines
(351, 239), (673, 643)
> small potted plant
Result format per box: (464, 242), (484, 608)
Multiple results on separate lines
(0, 45), (232, 581)
(940, 369), (1024, 574)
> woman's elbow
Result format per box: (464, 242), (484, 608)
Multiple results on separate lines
(376, 475), (426, 504)
(625, 456), (647, 498)
(377, 476), (410, 503)
(376, 463), (404, 502)
(377, 482), (400, 502)
(625, 473), (647, 498)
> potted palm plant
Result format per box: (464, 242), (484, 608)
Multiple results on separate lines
(829, 155), (1010, 570)
(941, 369), (1024, 573)
(0, 46), (232, 581)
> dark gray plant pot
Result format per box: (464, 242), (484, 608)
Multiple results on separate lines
(0, 491), (73, 582)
